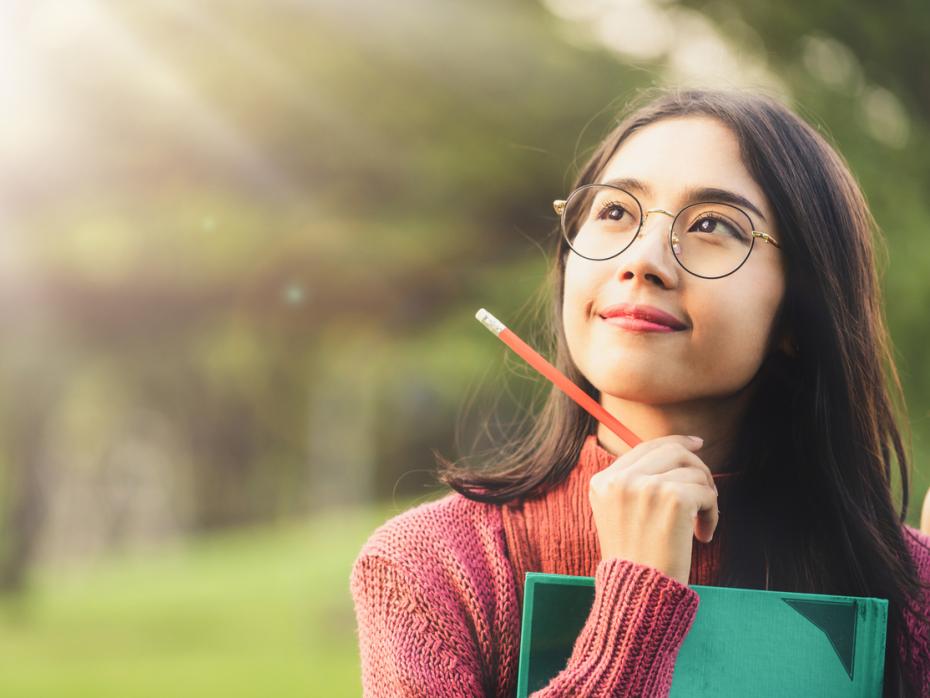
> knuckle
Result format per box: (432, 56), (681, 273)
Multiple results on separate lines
(658, 443), (679, 458)
(590, 471), (629, 498)
(646, 478), (672, 502)
(667, 494), (690, 514)
(680, 449), (709, 475)
(614, 470), (633, 488)
(659, 483), (688, 508)
(666, 443), (695, 467)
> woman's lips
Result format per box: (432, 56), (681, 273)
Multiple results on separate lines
(599, 315), (684, 333)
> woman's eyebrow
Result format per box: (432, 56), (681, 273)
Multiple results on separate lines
(599, 176), (768, 224)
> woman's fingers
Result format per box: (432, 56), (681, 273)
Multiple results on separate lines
(605, 440), (715, 490)
(676, 481), (720, 544)
(646, 466), (713, 488)
(606, 434), (703, 471)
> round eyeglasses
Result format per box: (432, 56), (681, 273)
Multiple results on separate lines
(553, 184), (780, 279)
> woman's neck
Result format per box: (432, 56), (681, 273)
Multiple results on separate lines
(596, 391), (751, 475)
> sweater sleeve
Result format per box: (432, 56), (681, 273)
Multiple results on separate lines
(901, 526), (930, 697)
(350, 552), (492, 697)
(351, 549), (699, 697)
(529, 557), (700, 697)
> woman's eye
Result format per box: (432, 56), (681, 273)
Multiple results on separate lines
(689, 216), (742, 239)
(597, 203), (628, 221)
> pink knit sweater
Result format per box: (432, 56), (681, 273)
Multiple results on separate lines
(350, 434), (930, 696)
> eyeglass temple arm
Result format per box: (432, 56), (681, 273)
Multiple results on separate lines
(752, 231), (780, 248)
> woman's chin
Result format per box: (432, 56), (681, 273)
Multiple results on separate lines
(590, 371), (672, 402)
(590, 345), (677, 374)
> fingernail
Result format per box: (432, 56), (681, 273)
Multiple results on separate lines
(688, 435), (703, 445)
(713, 484), (718, 494)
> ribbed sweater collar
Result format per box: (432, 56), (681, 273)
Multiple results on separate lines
(501, 433), (739, 601)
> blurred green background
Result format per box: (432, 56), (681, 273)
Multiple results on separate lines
(1, 0), (929, 695)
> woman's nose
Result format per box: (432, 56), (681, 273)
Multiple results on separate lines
(617, 208), (680, 285)
(632, 208), (675, 248)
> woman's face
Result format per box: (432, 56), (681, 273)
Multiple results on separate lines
(563, 116), (786, 405)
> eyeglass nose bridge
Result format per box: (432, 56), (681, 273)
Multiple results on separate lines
(637, 207), (684, 254)
(643, 207), (676, 219)
(639, 207), (679, 244)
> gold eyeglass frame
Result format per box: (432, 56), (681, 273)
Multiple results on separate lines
(553, 184), (780, 280)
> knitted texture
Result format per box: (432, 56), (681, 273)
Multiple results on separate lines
(350, 434), (930, 696)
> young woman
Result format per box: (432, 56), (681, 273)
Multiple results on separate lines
(350, 88), (930, 697)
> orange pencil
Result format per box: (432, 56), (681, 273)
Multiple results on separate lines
(475, 308), (642, 448)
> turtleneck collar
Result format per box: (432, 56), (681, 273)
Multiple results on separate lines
(501, 433), (734, 603)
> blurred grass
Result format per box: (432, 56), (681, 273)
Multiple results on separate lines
(0, 495), (435, 698)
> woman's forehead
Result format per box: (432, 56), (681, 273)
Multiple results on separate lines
(599, 116), (770, 220)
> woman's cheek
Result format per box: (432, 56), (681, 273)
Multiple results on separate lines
(567, 310), (596, 373)
(699, 318), (770, 387)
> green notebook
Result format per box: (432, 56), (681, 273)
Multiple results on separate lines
(517, 572), (888, 697)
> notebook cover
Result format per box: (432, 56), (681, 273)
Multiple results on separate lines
(516, 571), (888, 697)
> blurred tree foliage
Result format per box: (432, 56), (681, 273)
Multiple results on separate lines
(1, 0), (928, 589)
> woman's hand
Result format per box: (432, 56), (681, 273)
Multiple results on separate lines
(588, 434), (720, 586)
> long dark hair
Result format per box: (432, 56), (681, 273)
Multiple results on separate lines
(434, 87), (930, 696)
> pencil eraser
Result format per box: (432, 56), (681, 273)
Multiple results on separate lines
(476, 308), (505, 335)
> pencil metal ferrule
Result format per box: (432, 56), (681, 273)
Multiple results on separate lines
(475, 308), (505, 336)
